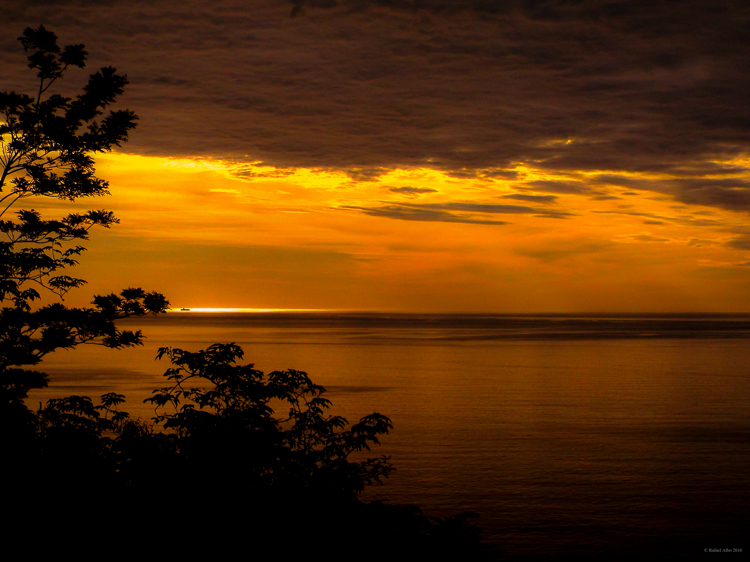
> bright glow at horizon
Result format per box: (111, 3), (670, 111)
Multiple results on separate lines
(168, 308), (338, 313)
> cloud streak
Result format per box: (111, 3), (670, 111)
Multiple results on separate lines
(388, 186), (438, 195)
(340, 204), (509, 225)
(340, 200), (572, 224)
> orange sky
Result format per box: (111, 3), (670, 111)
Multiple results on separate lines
(5, 2), (750, 312)
(44, 152), (750, 312)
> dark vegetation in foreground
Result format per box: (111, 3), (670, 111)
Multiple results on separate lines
(6, 342), (482, 555)
(1, 27), (484, 556)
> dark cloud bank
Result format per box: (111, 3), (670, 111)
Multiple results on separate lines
(3, 0), (750, 211)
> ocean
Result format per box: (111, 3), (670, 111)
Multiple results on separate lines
(32, 312), (750, 557)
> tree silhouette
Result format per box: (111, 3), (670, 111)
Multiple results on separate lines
(0, 26), (168, 425)
(141, 343), (393, 502)
(0, 27), (168, 511)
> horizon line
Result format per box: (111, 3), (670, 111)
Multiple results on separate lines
(167, 308), (750, 315)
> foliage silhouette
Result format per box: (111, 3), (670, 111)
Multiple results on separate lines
(126, 343), (481, 555)
(1, 27), (485, 557)
(0, 26), (168, 521)
(144, 344), (393, 500)
(11, 340), (482, 555)
(0, 26), (168, 432)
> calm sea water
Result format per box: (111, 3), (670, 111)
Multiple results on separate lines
(32, 313), (750, 557)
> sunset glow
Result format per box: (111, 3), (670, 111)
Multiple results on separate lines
(59, 152), (750, 312)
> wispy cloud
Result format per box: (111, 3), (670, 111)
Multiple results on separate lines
(340, 204), (509, 225)
(500, 194), (558, 204)
(340, 200), (572, 224)
(388, 186), (438, 195)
